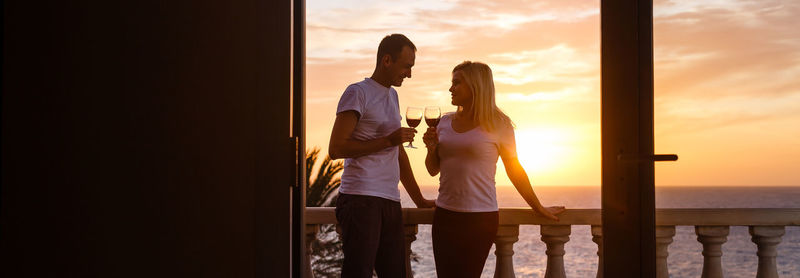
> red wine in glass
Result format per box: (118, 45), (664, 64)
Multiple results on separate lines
(424, 106), (441, 128)
(407, 118), (422, 128)
(405, 107), (423, 148)
(425, 118), (439, 127)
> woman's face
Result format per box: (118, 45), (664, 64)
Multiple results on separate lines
(449, 70), (473, 107)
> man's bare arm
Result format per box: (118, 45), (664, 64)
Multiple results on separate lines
(328, 111), (416, 159)
(399, 146), (435, 208)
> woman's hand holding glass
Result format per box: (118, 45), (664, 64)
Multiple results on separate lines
(423, 127), (438, 149)
(422, 106), (441, 149)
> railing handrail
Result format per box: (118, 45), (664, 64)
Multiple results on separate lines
(305, 207), (800, 226)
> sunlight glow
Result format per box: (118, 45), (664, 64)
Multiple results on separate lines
(514, 128), (570, 174)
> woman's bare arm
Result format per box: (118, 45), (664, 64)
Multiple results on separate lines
(498, 128), (564, 220)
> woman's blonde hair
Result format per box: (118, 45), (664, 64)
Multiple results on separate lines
(453, 61), (513, 132)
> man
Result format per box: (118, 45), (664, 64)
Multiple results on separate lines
(329, 34), (434, 278)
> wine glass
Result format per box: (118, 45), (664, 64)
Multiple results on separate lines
(405, 106), (423, 148)
(424, 106), (441, 128)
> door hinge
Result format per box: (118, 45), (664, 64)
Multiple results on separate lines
(289, 137), (299, 188)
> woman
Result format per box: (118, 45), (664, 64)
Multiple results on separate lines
(423, 61), (565, 278)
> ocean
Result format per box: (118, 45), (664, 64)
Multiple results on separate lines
(397, 186), (800, 277)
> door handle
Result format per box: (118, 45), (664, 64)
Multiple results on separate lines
(617, 154), (678, 162)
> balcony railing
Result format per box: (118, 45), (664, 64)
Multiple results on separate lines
(304, 208), (800, 278)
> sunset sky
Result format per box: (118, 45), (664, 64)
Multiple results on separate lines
(304, 0), (800, 186)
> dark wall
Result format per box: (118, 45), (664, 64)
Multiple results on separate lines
(1, 1), (293, 277)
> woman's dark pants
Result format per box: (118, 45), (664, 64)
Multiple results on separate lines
(432, 206), (499, 278)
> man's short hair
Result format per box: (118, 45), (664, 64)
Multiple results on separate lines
(376, 34), (416, 67)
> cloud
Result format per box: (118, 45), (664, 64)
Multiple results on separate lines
(502, 88), (581, 102)
(656, 92), (800, 134)
(648, 0), (800, 138)
(488, 44), (595, 86)
(307, 0), (600, 62)
(653, 0), (800, 98)
(307, 0), (460, 61)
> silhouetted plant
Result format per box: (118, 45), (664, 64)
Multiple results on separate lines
(306, 147), (343, 207)
(306, 147), (344, 277)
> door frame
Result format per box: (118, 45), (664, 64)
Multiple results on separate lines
(600, 0), (657, 277)
(287, 0), (660, 276)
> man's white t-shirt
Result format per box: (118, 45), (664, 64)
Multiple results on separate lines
(435, 113), (516, 212)
(335, 78), (402, 202)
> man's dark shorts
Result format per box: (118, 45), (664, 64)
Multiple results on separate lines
(335, 193), (405, 278)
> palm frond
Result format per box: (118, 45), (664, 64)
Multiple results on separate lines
(305, 147), (343, 207)
(305, 146), (346, 275)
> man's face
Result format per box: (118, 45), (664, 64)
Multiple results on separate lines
(385, 46), (415, 87)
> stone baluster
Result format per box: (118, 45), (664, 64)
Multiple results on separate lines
(404, 225), (418, 278)
(494, 225), (520, 278)
(749, 226), (785, 278)
(696, 226), (729, 278)
(304, 224), (319, 278)
(591, 225), (603, 278)
(656, 226), (676, 278)
(541, 225), (571, 278)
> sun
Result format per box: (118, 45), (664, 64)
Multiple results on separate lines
(513, 128), (569, 174)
